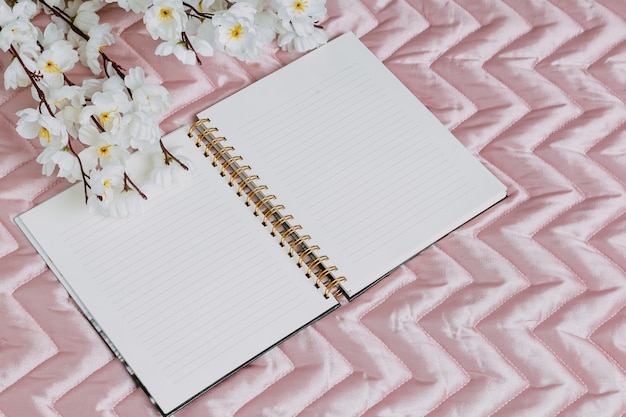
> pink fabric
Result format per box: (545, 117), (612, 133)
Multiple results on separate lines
(1, 1), (625, 416)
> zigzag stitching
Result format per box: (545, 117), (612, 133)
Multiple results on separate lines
(441, 242), (531, 415)
(286, 327), (352, 417)
(110, 385), (138, 417)
(50, 357), (118, 417)
(470, 165), (525, 238)
(424, 0), (483, 131)
(375, 1), (428, 62)
(587, 118), (626, 189)
(596, 0), (626, 21)
(588, 304), (626, 375)
(351, 0), (380, 36)
(350, 267), (414, 417)
(410, 248), (474, 415)
(524, 238), (590, 415)
(456, 0), (534, 155)
(1, 268), (58, 393)
(229, 348), (295, 416)
(587, 210), (626, 277)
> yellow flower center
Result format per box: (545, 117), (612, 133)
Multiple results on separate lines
(292, 1), (308, 13)
(99, 111), (111, 125)
(103, 179), (112, 189)
(99, 108), (118, 127)
(229, 24), (244, 40)
(159, 7), (173, 22)
(44, 60), (61, 74)
(39, 127), (51, 143)
(98, 145), (112, 159)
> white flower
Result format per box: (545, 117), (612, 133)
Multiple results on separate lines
(72, 0), (103, 34)
(87, 163), (125, 201)
(272, 0), (326, 22)
(81, 77), (106, 97)
(275, 20), (326, 52)
(16, 108), (69, 147)
(149, 147), (193, 187)
(143, 0), (187, 42)
(82, 23), (115, 74)
(155, 40), (198, 65)
(0, 0), (38, 24)
(105, 0), (152, 13)
(0, 0), (39, 51)
(80, 77), (131, 134)
(104, 187), (147, 217)
(271, 0), (327, 52)
(212, 2), (265, 60)
(55, 104), (83, 138)
(0, 18), (38, 52)
(4, 55), (32, 90)
(4, 60), (30, 89)
(125, 67), (173, 116)
(2, 0), (328, 217)
(39, 22), (66, 49)
(4, 39), (38, 90)
(255, 10), (280, 45)
(78, 124), (131, 172)
(36, 141), (82, 182)
(48, 85), (86, 111)
(123, 111), (162, 153)
(36, 40), (79, 89)
(87, 164), (147, 217)
(183, 18), (215, 59)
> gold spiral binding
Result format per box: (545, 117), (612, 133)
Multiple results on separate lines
(246, 184), (268, 206)
(230, 165), (251, 186)
(297, 244), (319, 267)
(189, 118), (208, 133)
(198, 129), (219, 148)
(206, 135), (226, 149)
(306, 255), (329, 278)
(237, 174), (260, 197)
(262, 204), (285, 226)
(254, 194), (276, 216)
(315, 265), (337, 287)
(271, 214), (293, 236)
(290, 234), (310, 256)
(324, 276), (347, 298)
(212, 146), (235, 167)
(280, 224), (302, 247)
(188, 119), (347, 300)
(221, 155), (243, 177)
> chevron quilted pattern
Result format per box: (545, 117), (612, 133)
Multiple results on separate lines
(1, 1), (625, 416)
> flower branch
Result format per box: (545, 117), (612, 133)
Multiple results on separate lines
(2, 0), (329, 217)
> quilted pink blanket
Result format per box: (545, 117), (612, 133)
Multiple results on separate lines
(2, 1), (625, 416)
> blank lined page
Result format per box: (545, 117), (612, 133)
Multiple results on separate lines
(199, 32), (506, 298)
(15, 128), (338, 415)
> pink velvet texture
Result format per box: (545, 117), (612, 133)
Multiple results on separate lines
(1, 1), (625, 416)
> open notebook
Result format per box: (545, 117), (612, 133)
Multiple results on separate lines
(15, 32), (506, 416)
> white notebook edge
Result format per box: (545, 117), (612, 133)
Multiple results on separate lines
(196, 31), (508, 300)
(13, 127), (342, 416)
(12, 31), (509, 415)
(14, 204), (164, 411)
(343, 187), (507, 299)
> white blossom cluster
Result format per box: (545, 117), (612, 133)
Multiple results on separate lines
(0, 0), (328, 217)
(2, 0), (192, 217)
(132, 0), (328, 63)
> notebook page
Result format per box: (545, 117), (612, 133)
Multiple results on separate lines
(15, 128), (338, 415)
(198, 32), (506, 298)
